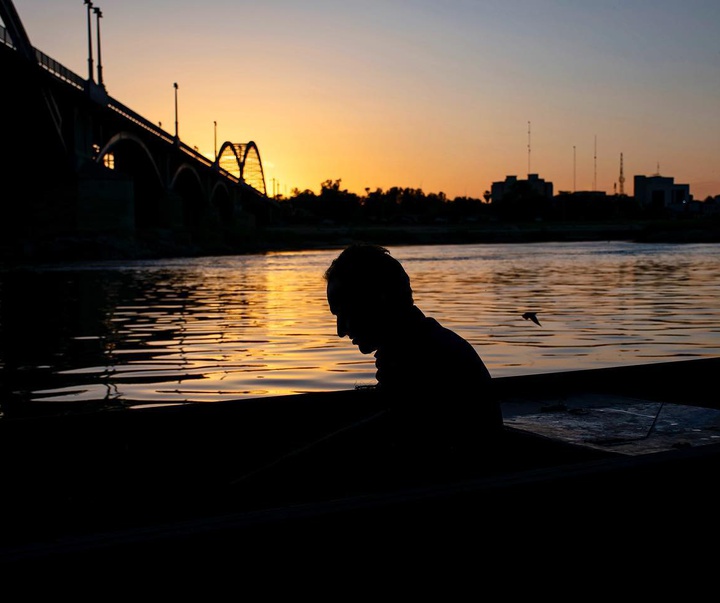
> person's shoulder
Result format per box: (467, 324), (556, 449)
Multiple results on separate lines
(423, 317), (475, 350)
(422, 317), (491, 375)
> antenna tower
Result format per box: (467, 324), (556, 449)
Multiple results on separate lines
(618, 153), (625, 195)
(527, 121), (531, 175)
(593, 135), (597, 191)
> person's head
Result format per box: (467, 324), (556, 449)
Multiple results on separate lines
(324, 244), (413, 354)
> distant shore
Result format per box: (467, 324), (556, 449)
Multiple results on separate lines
(2, 219), (719, 265)
(251, 219), (720, 253)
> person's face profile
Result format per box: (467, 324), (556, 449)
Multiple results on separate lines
(327, 279), (383, 354)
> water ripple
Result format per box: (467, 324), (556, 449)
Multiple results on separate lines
(1, 241), (719, 416)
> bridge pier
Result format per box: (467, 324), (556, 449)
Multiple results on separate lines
(77, 167), (135, 239)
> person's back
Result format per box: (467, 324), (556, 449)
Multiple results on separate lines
(375, 306), (500, 445)
(324, 244), (503, 465)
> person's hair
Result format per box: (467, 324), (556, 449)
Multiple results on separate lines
(324, 244), (413, 307)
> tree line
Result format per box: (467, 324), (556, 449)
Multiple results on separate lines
(269, 178), (716, 226)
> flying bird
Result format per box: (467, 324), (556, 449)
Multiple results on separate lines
(522, 312), (541, 326)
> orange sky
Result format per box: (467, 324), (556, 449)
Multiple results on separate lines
(7, 0), (720, 199)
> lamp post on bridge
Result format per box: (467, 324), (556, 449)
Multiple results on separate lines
(214, 121), (217, 162)
(173, 83), (179, 142)
(84, 0), (94, 83)
(93, 6), (104, 89)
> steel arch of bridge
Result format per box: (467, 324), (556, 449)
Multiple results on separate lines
(217, 141), (267, 197)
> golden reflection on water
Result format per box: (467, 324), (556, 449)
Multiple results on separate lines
(1, 242), (719, 414)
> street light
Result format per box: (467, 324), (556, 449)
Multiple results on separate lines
(214, 121), (217, 159)
(93, 6), (104, 88)
(173, 82), (179, 140)
(84, 0), (94, 82)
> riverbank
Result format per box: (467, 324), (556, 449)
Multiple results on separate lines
(251, 218), (720, 253)
(2, 218), (719, 265)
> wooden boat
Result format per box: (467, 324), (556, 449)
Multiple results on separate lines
(2, 356), (720, 578)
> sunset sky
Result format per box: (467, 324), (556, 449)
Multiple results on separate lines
(7, 0), (720, 199)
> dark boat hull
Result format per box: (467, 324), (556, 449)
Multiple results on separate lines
(2, 357), (719, 574)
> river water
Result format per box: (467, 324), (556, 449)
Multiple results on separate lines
(1, 241), (719, 420)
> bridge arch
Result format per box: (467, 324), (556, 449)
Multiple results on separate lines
(98, 132), (163, 187)
(170, 162), (204, 195)
(217, 141), (267, 197)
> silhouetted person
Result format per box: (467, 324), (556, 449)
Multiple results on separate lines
(324, 244), (503, 474)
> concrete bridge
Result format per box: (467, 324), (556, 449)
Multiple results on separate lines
(0, 0), (277, 260)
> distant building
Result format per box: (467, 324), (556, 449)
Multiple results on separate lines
(634, 174), (691, 210)
(491, 174), (553, 203)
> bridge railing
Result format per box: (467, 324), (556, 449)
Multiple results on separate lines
(35, 47), (85, 90)
(0, 23), (10, 47)
(1, 23), (84, 90)
(2, 22), (256, 191)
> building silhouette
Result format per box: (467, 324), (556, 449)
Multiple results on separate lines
(490, 174), (553, 204)
(634, 174), (691, 210)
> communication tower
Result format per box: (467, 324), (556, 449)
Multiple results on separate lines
(618, 152), (625, 195)
(593, 135), (597, 191)
(527, 121), (531, 175)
